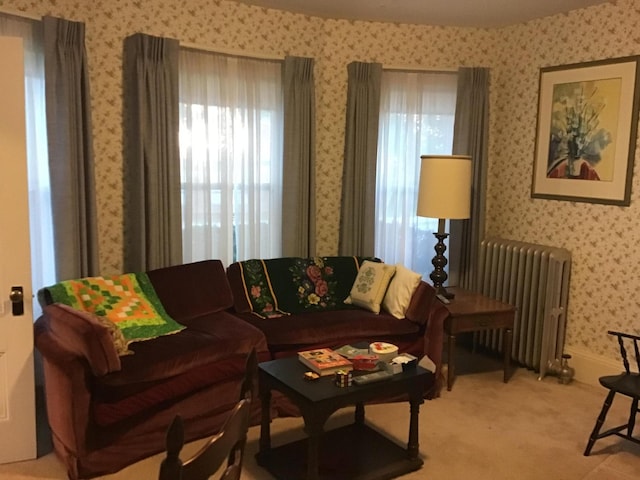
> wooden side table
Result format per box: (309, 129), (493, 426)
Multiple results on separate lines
(443, 287), (516, 391)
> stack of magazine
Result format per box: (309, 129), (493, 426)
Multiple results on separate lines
(297, 348), (353, 376)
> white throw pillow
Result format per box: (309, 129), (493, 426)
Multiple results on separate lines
(382, 264), (422, 319)
(345, 261), (396, 314)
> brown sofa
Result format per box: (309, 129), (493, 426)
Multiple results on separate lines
(225, 256), (448, 403)
(35, 257), (447, 479)
(34, 260), (270, 480)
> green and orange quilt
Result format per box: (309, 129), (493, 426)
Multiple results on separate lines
(46, 272), (185, 344)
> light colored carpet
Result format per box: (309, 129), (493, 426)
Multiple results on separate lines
(2, 353), (639, 480)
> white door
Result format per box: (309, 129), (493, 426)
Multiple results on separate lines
(0, 36), (37, 463)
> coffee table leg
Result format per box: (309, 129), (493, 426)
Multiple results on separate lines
(258, 388), (272, 456)
(355, 401), (365, 425)
(503, 327), (513, 383)
(302, 416), (325, 480)
(408, 396), (421, 459)
(447, 333), (456, 391)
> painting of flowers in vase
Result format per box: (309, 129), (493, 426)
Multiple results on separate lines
(532, 56), (640, 205)
(546, 79), (619, 181)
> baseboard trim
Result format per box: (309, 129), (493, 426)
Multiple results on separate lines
(564, 345), (622, 387)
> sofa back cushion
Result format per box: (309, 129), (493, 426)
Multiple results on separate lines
(227, 256), (378, 317)
(147, 260), (234, 322)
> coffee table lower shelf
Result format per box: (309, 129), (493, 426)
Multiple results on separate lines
(256, 422), (423, 480)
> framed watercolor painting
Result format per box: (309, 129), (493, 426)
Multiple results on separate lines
(531, 56), (640, 205)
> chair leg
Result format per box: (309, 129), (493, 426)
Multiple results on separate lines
(584, 390), (616, 456)
(627, 398), (638, 438)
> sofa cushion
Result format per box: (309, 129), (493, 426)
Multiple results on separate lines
(345, 260), (396, 313)
(227, 256), (378, 317)
(382, 264), (422, 319)
(91, 355), (247, 427)
(95, 311), (267, 393)
(90, 310), (269, 426)
(147, 259), (234, 322)
(233, 308), (420, 348)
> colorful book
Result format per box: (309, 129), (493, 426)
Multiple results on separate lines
(298, 348), (353, 376)
(334, 344), (370, 359)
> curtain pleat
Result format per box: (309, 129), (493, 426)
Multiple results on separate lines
(123, 33), (182, 272)
(281, 56), (316, 257)
(451, 67), (490, 290)
(339, 62), (382, 256)
(43, 15), (99, 280)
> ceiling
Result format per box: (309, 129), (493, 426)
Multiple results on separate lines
(234, 0), (611, 28)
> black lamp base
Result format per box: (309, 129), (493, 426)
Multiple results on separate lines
(430, 231), (455, 299)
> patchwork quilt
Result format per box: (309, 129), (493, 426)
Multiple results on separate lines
(45, 272), (185, 343)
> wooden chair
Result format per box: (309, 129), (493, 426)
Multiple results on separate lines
(159, 349), (257, 480)
(239, 348), (257, 402)
(584, 330), (640, 455)
(159, 399), (251, 480)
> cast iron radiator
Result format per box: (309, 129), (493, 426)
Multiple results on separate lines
(476, 237), (571, 379)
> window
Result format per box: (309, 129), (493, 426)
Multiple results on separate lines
(1, 14), (55, 317)
(178, 50), (283, 266)
(375, 70), (458, 277)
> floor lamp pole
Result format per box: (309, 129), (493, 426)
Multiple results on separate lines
(430, 218), (453, 299)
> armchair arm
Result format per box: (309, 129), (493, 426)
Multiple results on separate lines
(34, 319), (93, 458)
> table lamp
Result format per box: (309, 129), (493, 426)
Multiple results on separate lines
(417, 155), (472, 299)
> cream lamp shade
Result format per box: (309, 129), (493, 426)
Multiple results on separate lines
(417, 155), (472, 220)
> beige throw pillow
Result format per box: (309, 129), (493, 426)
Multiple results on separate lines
(346, 261), (396, 314)
(382, 264), (422, 319)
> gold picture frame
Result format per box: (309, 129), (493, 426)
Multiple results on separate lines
(531, 56), (640, 205)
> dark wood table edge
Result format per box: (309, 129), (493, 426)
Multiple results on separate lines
(444, 287), (516, 391)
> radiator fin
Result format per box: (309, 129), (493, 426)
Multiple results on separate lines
(477, 238), (571, 379)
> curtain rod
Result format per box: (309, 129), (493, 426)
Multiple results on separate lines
(180, 41), (283, 61)
(383, 64), (458, 73)
(0, 7), (40, 21)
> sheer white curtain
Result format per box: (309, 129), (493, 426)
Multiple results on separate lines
(1, 14), (55, 317)
(178, 49), (283, 266)
(375, 70), (457, 277)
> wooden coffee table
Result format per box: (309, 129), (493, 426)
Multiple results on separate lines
(256, 356), (432, 480)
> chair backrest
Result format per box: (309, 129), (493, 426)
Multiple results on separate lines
(240, 348), (257, 402)
(608, 330), (640, 373)
(159, 398), (251, 480)
(159, 349), (257, 480)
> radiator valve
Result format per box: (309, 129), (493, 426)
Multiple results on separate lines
(547, 353), (575, 384)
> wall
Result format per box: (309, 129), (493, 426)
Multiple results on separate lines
(490, 0), (640, 378)
(1, 0), (637, 376)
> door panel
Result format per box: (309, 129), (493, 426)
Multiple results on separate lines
(0, 35), (37, 464)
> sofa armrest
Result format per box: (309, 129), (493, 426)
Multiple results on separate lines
(405, 281), (449, 398)
(34, 320), (93, 457)
(37, 303), (121, 376)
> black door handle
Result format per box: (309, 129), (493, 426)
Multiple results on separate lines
(9, 286), (24, 316)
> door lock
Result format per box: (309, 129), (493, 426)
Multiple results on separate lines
(9, 286), (24, 316)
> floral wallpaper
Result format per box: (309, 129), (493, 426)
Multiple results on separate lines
(488, 0), (640, 360)
(0, 0), (637, 360)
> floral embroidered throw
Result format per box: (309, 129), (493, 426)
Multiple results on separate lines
(237, 256), (378, 318)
